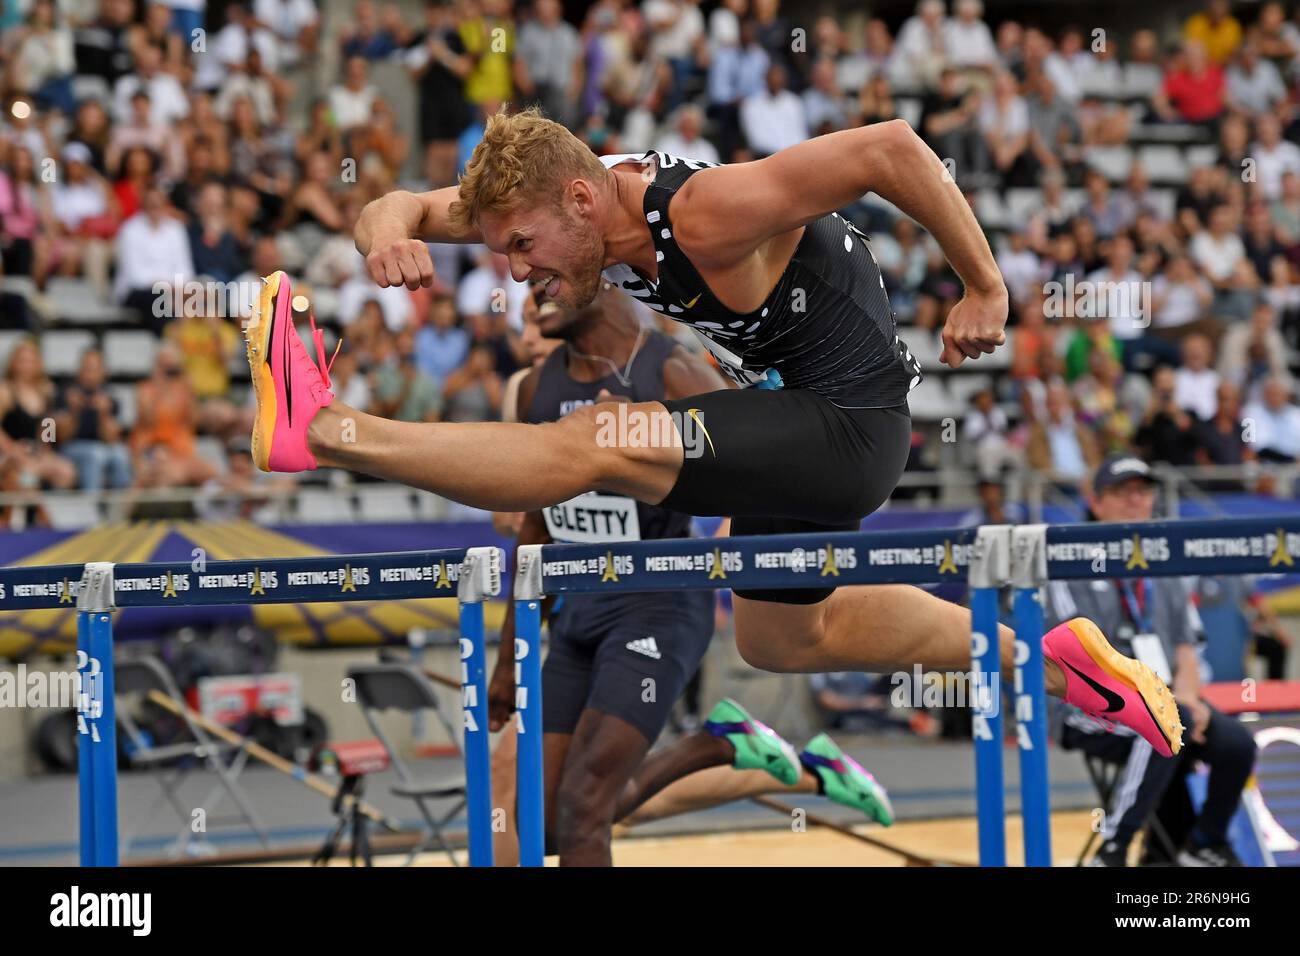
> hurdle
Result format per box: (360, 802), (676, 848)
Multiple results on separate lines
(9, 515), (1298, 867)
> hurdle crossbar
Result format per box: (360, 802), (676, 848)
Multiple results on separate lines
(9, 516), (1297, 867)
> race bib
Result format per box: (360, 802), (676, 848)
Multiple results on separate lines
(543, 493), (642, 544)
(1131, 633), (1173, 685)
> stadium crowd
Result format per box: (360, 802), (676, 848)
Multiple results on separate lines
(1, 0), (1300, 517)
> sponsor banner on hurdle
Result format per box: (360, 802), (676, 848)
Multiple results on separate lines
(0, 563), (89, 609)
(535, 528), (979, 593)
(1044, 517), (1300, 580)
(107, 551), (471, 607)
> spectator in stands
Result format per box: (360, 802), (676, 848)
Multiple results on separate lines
(1225, 39), (1287, 115)
(1192, 380), (1254, 474)
(1243, 199), (1285, 281)
(53, 347), (131, 491)
(253, 0), (320, 69)
(112, 41), (188, 126)
(215, 46), (281, 128)
(338, 0), (399, 60)
(978, 69), (1030, 188)
(1027, 380), (1100, 481)
(442, 343), (504, 422)
(328, 55), (379, 133)
(515, 0), (583, 127)
(705, 13), (767, 162)
(655, 104), (719, 164)
(227, 95), (293, 225)
(944, 0), (996, 73)
(114, 184), (193, 332)
(194, 3), (275, 93)
(1151, 253), (1215, 343)
(73, 0), (137, 93)
(1251, 113), (1300, 204)
(460, 0), (515, 108)
(1216, 299), (1289, 403)
(135, 2), (189, 75)
(1173, 332), (1220, 421)
(406, 0), (470, 187)
(857, 72), (897, 127)
(414, 292), (470, 387)
(920, 66), (987, 187)
(995, 229), (1040, 309)
(1272, 171), (1300, 246)
(0, 338), (77, 491)
(370, 326), (444, 423)
(801, 58), (851, 137)
(1154, 38), (1225, 126)
(50, 141), (116, 294)
(994, 19), (1021, 73)
(1010, 296), (1056, 385)
(1136, 365), (1199, 465)
(1183, 0), (1243, 67)
(1113, 164), (1162, 233)
(129, 341), (218, 488)
(1177, 163), (1226, 234)
(457, 249), (527, 334)
(1064, 315), (1121, 383)
(1073, 350), (1143, 454)
(1241, 375), (1300, 462)
(9, 0), (77, 116)
(912, 240), (961, 332)
(1191, 201), (1246, 296)
(1025, 69), (1079, 176)
(1253, 1), (1298, 76)
(1079, 168), (1124, 239)
(739, 64), (806, 158)
(809, 671), (912, 734)
(962, 387), (1019, 480)
(1021, 27), (1080, 104)
(0, 145), (51, 284)
(110, 145), (159, 223)
(279, 151), (345, 261)
(187, 181), (244, 285)
(891, 0), (948, 91)
(752, 0), (800, 91)
(106, 91), (184, 181)
(811, 15), (870, 94)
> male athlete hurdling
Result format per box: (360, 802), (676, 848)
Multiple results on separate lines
(243, 109), (1184, 769)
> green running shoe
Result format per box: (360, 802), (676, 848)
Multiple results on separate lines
(800, 733), (894, 826)
(704, 698), (801, 786)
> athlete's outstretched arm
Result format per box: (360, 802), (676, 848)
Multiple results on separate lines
(355, 187), (484, 290)
(673, 120), (1006, 367)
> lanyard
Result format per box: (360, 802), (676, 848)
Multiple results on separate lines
(1115, 578), (1153, 633)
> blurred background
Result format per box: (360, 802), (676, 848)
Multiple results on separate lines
(2, 0), (1300, 865)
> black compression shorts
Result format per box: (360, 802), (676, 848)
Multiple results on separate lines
(658, 388), (911, 604)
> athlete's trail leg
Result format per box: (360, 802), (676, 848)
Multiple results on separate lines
(306, 400), (683, 512)
(553, 709), (653, 866)
(731, 585), (1067, 697)
(489, 723), (571, 866)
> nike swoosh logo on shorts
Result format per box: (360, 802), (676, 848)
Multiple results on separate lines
(1062, 659), (1125, 713)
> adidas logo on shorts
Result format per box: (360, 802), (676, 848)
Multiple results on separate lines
(626, 637), (662, 660)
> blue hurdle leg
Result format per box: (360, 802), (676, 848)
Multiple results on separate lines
(77, 611), (94, 867)
(88, 611), (118, 866)
(514, 599), (545, 867)
(458, 600), (494, 867)
(1013, 587), (1052, 867)
(970, 586), (1006, 867)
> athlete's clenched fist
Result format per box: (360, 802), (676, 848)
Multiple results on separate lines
(365, 238), (437, 290)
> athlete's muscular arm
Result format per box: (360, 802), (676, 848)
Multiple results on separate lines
(662, 344), (731, 399)
(673, 120), (1007, 367)
(355, 187), (483, 290)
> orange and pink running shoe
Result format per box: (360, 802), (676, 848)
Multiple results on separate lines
(244, 271), (339, 473)
(1043, 617), (1184, 757)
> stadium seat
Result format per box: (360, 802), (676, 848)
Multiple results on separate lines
(0, 274), (37, 300)
(356, 485), (419, 522)
(45, 277), (131, 325)
(312, 287), (340, 323)
(1148, 188), (1178, 221)
(1121, 63), (1163, 99)
(413, 490), (448, 521)
(45, 494), (101, 531)
(1078, 64), (1124, 100)
(895, 97), (923, 129)
(103, 330), (159, 377)
(974, 190), (1009, 230)
(947, 373), (995, 407)
(1136, 145), (1188, 185)
(898, 328), (944, 371)
(906, 377), (960, 422)
(194, 436), (229, 476)
(1185, 144), (1219, 170)
(295, 487), (355, 522)
(40, 330), (96, 376)
(1084, 145), (1133, 182)
(108, 383), (137, 428)
(1003, 188), (1042, 225)
(70, 75), (111, 105)
(0, 330), (30, 367)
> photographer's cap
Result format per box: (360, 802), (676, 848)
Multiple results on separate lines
(1092, 454), (1156, 494)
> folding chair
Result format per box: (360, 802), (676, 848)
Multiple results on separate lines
(1075, 751), (1180, 867)
(114, 656), (270, 857)
(347, 664), (467, 865)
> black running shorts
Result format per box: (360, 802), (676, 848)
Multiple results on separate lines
(658, 388), (912, 604)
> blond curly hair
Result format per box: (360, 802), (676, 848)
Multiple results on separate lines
(447, 108), (608, 235)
